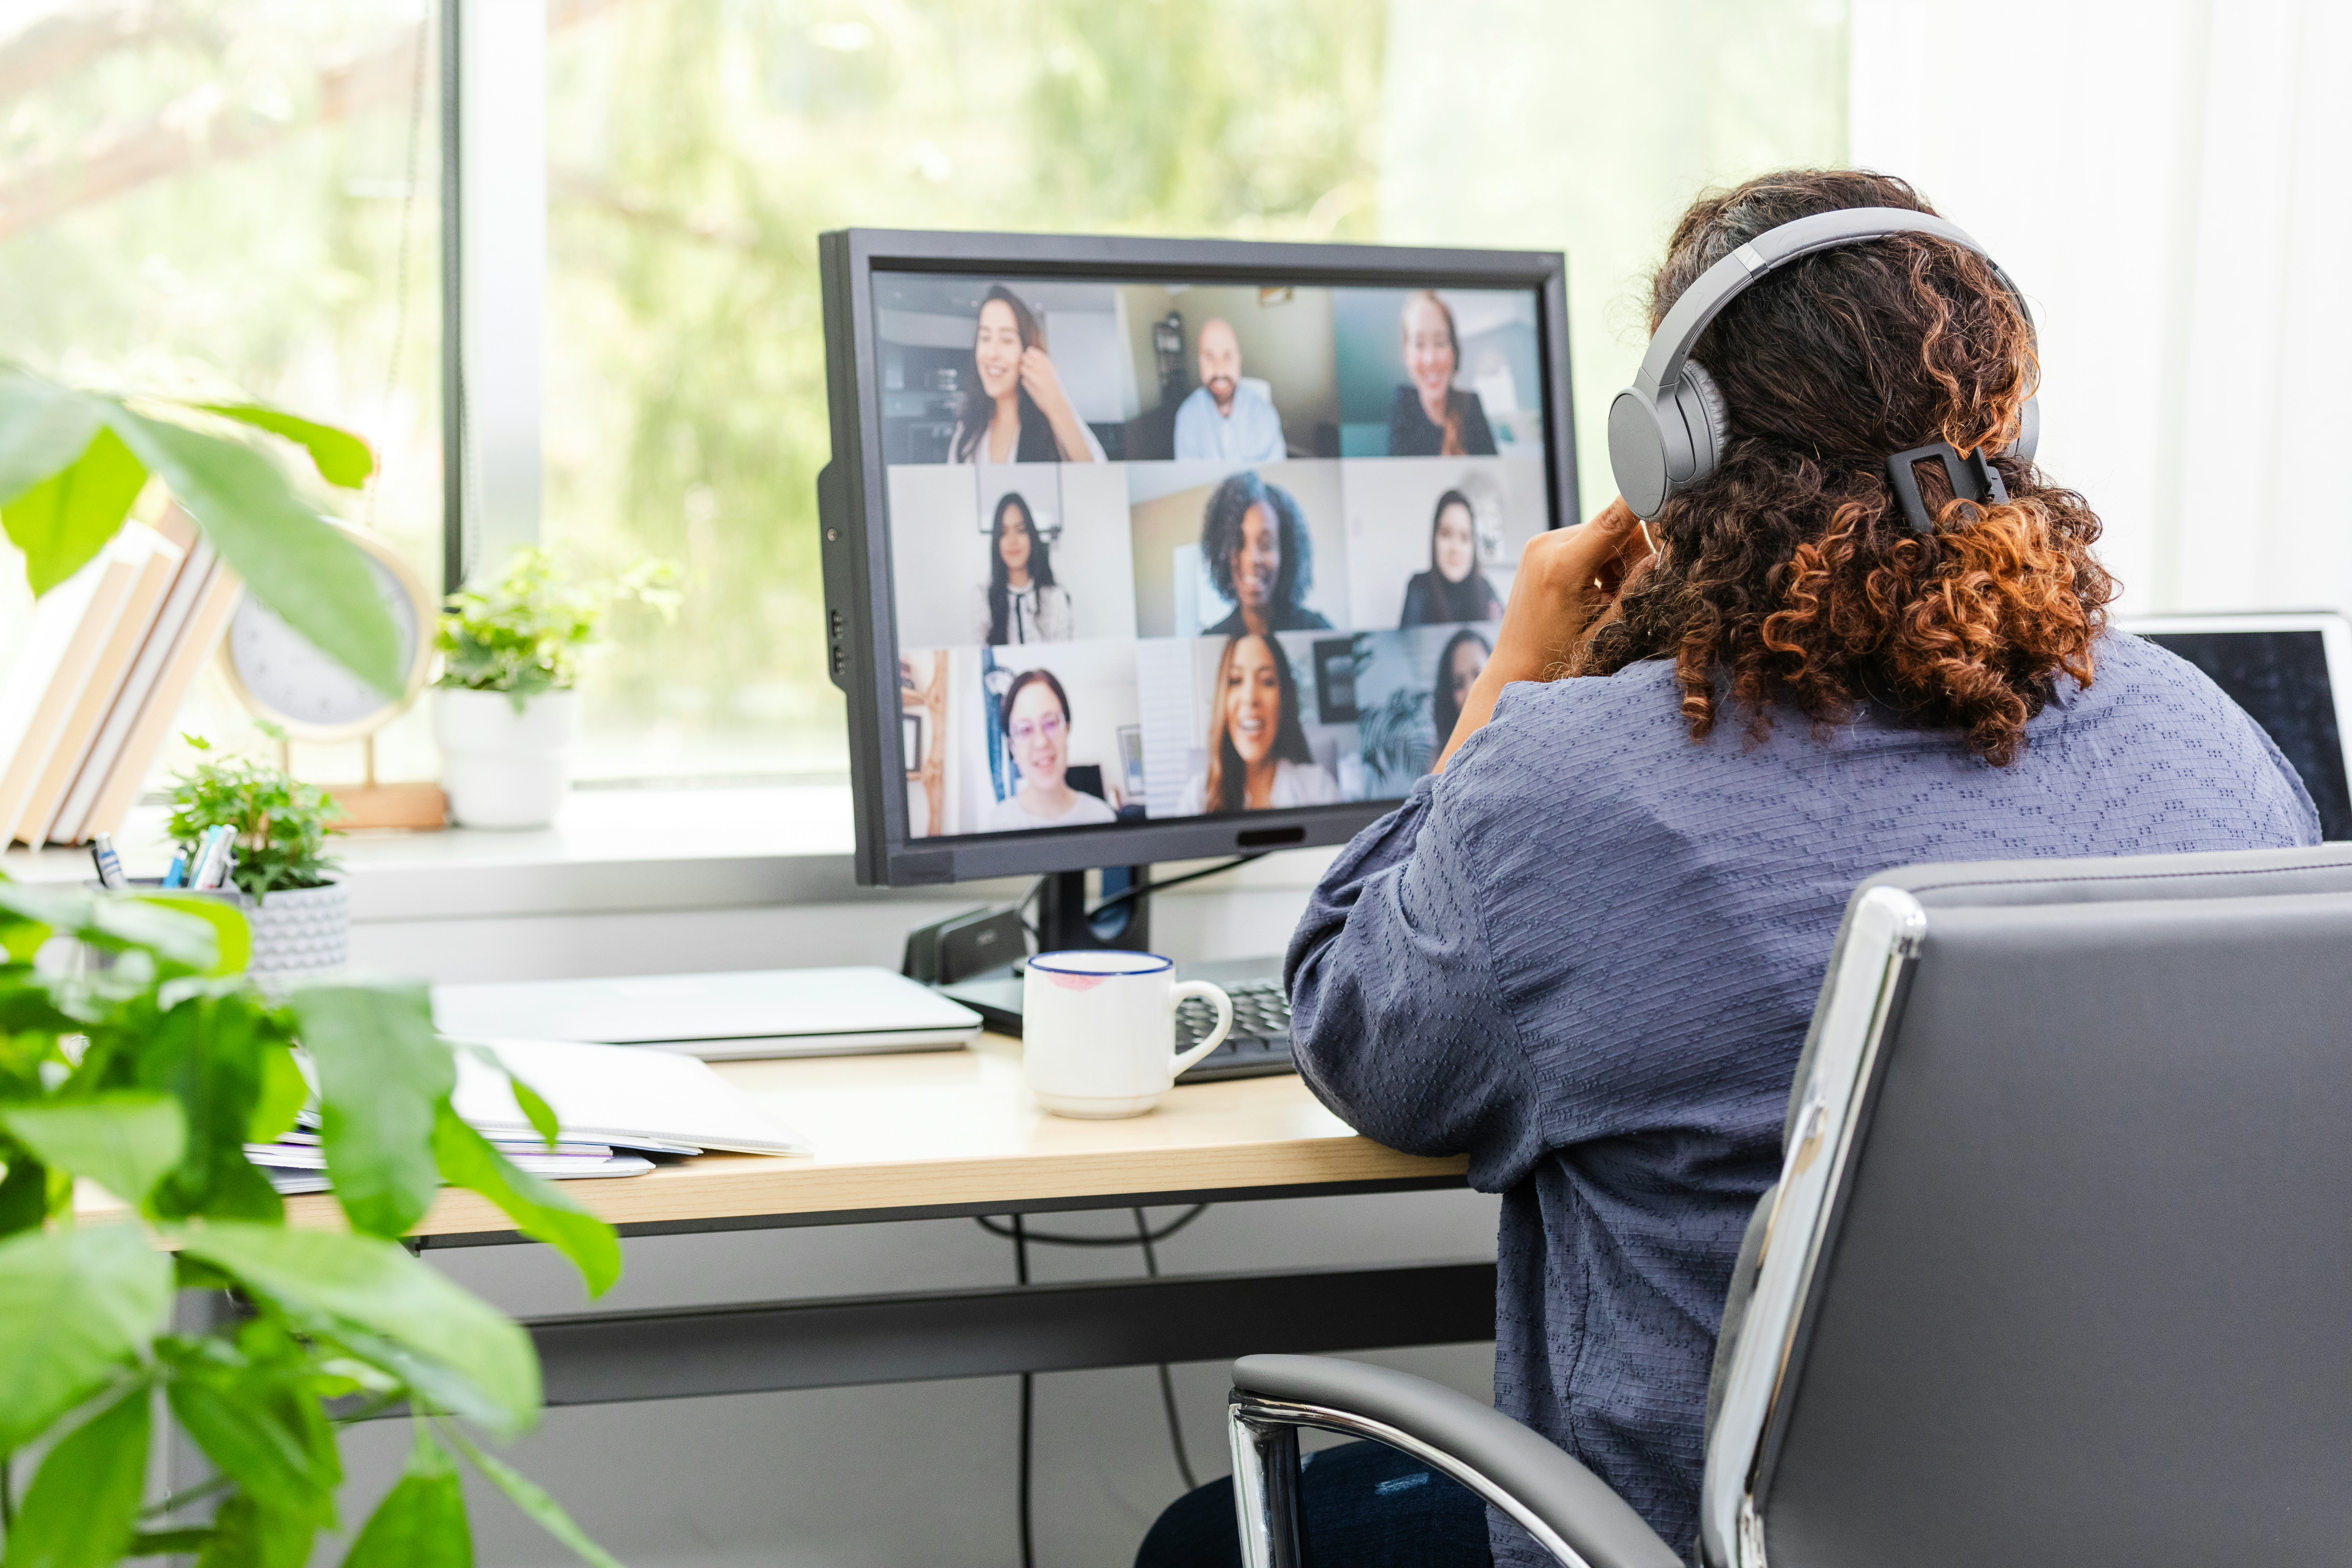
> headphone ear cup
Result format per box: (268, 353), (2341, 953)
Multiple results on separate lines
(1678, 361), (1731, 479)
(2005, 397), (2040, 466)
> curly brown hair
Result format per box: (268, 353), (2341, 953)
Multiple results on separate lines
(1580, 169), (2116, 766)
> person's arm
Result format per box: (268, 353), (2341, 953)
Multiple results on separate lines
(1436, 498), (1651, 772)
(1018, 347), (1099, 463)
(1284, 772), (1543, 1174)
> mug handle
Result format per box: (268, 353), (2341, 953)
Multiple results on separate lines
(1170, 981), (1235, 1076)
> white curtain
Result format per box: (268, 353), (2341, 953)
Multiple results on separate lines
(1853, 0), (2352, 615)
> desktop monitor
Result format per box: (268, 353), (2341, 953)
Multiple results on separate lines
(818, 230), (1576, 889)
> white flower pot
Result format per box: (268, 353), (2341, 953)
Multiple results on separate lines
(234, 880), (350, 982)
(434, 687), (579, 830)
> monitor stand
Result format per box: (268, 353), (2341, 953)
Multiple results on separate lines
(934, 866), (1282, 1036)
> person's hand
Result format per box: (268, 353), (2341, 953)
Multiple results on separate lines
(1435, 498), (1655, 771)
(1018, 346), (1074, 424)
(1488, 497), (1653, 686)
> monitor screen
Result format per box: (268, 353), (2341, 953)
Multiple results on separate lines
(870, 271), (1555, 843)
(2140, 627), (2352, 840)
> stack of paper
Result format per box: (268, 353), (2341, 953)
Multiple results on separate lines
(246, 1035), (808, 1199)
(244, 1129), (657, 1195)
(0, 506), (243, 847)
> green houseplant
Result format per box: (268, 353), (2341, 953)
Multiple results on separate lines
(0, 367), (626, 1566)
(433, 548), (676, 830)
(166, 735), (350, 982)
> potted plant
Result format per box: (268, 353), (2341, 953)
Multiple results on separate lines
(166, 732), (348, 981)
(0, 367), (624, 1565)
(433, 547), (677, 830)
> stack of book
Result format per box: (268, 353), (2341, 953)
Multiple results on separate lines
(0, 507), (241, 848)
(245, 1126), (660, 1195)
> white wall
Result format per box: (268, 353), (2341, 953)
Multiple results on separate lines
(1851, 0), (2352, 617)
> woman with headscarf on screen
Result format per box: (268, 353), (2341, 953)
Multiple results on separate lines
(949, 284), (1106, 464)
(1176, 633), (1343, 814)
(1387, 290), (1498, 457)
(1400, 488), (1506, 626)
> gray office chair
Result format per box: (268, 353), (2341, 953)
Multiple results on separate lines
(1228, 843), (2352, 1568)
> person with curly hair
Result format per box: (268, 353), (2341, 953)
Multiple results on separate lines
(1196, 469), (1332, 637)
(1137, 171), (2319, 1568)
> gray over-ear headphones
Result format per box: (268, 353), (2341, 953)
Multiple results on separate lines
(1606, 206), (2041, 523)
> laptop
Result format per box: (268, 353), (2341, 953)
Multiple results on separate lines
(430, 966), (984, 1061)
(2125, 612), (2352, 840)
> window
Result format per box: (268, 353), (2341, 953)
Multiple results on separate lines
(538, 0), (1848, 784)
(0, 0), (444, 789)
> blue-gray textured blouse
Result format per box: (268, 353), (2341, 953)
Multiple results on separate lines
(1286, 632), (2320, 1561)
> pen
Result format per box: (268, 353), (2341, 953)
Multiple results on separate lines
(161, 850), (187, 889)
(89, 833), (126, 890)
(189, 826), (230, 891)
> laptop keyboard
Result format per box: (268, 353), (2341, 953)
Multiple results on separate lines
(1176, 978), (1296, 1082)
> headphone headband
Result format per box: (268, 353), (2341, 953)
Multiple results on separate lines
(1608, 205), (2040, 520)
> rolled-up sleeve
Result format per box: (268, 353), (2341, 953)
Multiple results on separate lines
(1284, 765), (1547, 1189)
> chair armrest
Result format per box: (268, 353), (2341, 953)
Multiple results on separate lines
(1230, 1355), (1681, 1568)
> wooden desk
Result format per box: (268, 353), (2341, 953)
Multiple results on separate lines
(358, 1032), (1469, 1244)
(305, 1036), (1489, 1408)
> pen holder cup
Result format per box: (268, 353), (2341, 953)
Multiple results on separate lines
(86, 876), (349, 986)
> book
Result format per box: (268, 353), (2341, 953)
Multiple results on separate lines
(19, 527), (182, 845)
(447, 1036), (811, 1156)
(0, 539), (144, 845)
(73, 553), (243, 843)
(50, 509), (214, 845)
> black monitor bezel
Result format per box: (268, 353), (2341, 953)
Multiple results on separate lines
(819, 226), (1578, 888)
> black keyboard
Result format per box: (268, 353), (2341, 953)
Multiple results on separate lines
(1176, 977), (1296, 1082)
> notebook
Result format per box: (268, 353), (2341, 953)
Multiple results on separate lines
(430, 966), (985, 1060)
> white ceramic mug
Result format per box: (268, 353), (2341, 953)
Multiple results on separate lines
(1022, 951), (1234, 1118)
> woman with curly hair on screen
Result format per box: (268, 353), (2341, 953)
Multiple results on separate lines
(1137, 170), (2319, 1568)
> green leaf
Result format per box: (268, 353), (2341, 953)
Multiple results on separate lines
(511, 1075), (561, 1151)
(192, 404), (374, 489)
(177, 1223), (539, 1436)
(0, 882), (218, 974)
(167, 1379), (335, 1564)
(5, 1382), (152, 1568)
(102, 405), (401, 698)
(0, 1225), (171, 1450)
(432, 1107), (620, 1297)
(0, 1156), (49, 1236)
(0, 372), (104, 502)
(290, 983), (449, 1238)
(133, 890), (251, 978)
(0, 1094), (187, 1208)
(2, 425), (148, 595)
(442, 1422), (624, 1568)
(136, 992), (285, 1225)
(125, 1530), (214, 1557)
(341, 1430), (472, 1568)
(247, 1043), (310, 1145)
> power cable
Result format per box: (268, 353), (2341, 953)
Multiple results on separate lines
(990, 1204), (1216, 1560)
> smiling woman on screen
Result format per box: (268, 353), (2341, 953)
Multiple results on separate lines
(982, 669), (1116, 832)
(949, 285), (1106, 465)
(976, 492), (1072, 644)
(1177, 633), (1341, 814)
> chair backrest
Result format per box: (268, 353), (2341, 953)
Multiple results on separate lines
(1702, 845), (2352, 1568)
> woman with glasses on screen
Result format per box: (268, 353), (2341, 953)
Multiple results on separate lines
(1400, 488), (1506, 627)
(1176, 634), (1341, 814)
(950, 284), (1106, 465)
(1387, 290), (1498, 457)
(976, 492), (1072, 644)
(982, 669), (1116, 832)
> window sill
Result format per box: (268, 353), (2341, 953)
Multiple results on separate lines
(0, 784), (1337, 923)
